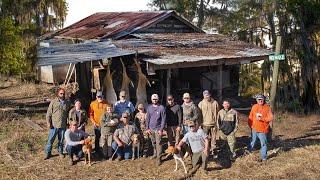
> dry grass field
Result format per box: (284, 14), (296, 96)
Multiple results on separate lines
(0, 81), (319, 180)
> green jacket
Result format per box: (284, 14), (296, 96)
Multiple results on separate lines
(68, 107), (88, 128)
(46, 98), (71, 129)
(100, 112), (119, 135)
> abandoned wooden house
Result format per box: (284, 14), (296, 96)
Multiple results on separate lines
(37, 10), (270, 108)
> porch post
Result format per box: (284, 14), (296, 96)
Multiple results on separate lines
(166, 68), (171, 97)
(218, 64), (223, 101)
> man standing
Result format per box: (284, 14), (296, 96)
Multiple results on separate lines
(217, 100), (238, 160)
(177, 121), (209, 172)
(198, 90), (219, 154)
(247, 94), (273, 162)
(146, 94), (166, 166)
(68, 99), (88, 131)
(65, 120), (88, 165)
(112, 112), (136, 160)
(44, 87), (71, 159)
(100, 106), (118, 160)
(114, 90), (135, 118)
(89, 91), (109, 153)
(165, 95), (182, 146)
(181, 93), (199, 135)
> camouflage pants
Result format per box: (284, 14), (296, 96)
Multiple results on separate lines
(99, 134), (113, 158)
(202, 125), (217, 151)
(218, 130), (236, 154)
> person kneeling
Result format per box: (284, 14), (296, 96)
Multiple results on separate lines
(112, 112), (137, 161)
(65, 120), (88, 165)
(177, 121), (209, 172)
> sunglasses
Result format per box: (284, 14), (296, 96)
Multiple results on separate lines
(97, 96), (102, 98)
(59, 93), (65, 95)
(123, 116), (128, 119)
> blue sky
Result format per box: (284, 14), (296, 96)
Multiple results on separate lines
(65, 0), (151, 27)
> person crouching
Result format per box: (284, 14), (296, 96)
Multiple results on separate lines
(65, 120), (88, 165)
(112, 112), (137, 160)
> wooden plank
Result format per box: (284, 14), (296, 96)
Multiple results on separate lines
(93, 68), (101, 90)
(218, 65), (223, 101)
(166, 68), (171, 97)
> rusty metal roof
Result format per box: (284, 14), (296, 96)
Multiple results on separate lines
(44, 11), (203, 40)
(113, 33), (271, 69)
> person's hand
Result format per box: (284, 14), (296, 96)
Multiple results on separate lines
(176, 126), (181, 132)
(80, 140), (85, 145)
(47, 122), (53, 129)
(158, 130), (163, 136)
(117, 141), (124, 147)
(202, 149), (208, 157)
(146, 129), (152, 135)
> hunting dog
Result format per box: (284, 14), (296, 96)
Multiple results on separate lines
(131, 133), (141, 160)
(82, 136), (94, 166)
(164, 146), (188, 174)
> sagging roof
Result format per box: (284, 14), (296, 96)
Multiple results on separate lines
(42, 11), (204, 40)
(37, 41), (138, 66)
(114, 33), (271, 69)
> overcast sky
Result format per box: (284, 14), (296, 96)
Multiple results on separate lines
(65, 0), (151, 27)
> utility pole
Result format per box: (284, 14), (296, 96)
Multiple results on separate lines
(270, 36), (282, 110)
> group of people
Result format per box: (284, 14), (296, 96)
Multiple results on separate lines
(44, 87), (273, 171)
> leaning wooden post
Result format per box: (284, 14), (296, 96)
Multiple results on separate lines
(218, 64), (223, 101)
(166, 68), (171, 98)
(270, 36), (282, 110)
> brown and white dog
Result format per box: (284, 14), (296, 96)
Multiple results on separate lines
(164, 146), (188, 174)
(131, 133), (140, 160)
(82, 136), (94, 166)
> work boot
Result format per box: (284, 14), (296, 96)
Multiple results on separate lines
(150, 148), (157, 159)
(69, 156), (74, 166)
(59, 153), (65, 159)
(44, 154), (51, 160)
(115, 156), (123, 161)
(156, 158), (161, 166)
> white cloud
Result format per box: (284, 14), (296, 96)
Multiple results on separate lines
(65, 0), (150, 27)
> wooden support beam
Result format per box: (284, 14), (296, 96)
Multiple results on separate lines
(218, 64), (223, 101)
(166, 68), (171, 98)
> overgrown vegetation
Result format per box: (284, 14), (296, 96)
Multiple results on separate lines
(0, 0), (67, 75)
(149, 0), (320, 113)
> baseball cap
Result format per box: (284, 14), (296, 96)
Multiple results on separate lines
(119, 90), (126, 96)
(203, 90), (210, 96)
(256, 94), (265, 100)
(183, 93), (190, 99)
(187, 121), (195, 127)
(151, 94), (159, 100)
(96, 91), (103, 97)
(137, 103), (144, 109)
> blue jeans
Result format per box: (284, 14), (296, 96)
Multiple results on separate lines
(182, 125), (190, 135)
(66, 145), (84, 158)
(45, 127), (66, 155)
(112, 141), (132, 160)
(248, 129), (267, 160)
(94, 127), (101, 151)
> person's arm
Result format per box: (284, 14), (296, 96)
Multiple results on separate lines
(176, 137), (186, 151)
(177, 106), (183, 127)
(203, 137), (209, 156)
(262, 106), (273, 123)
(89, 103), (95, 125)
(248, 106), (255, 128)
(68, 108), (73, 122)
(160, 106), (166, 131)
(216, 110), (221, 130)
(82, 110), (88, 125)
(129, 102), (135, 114)
(113, 130), (123, 147)
(65, 130), (83, 146)
(46, 101), (54, 128)
(146, 106), (151, 130)
(189, 106), (199, 122)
